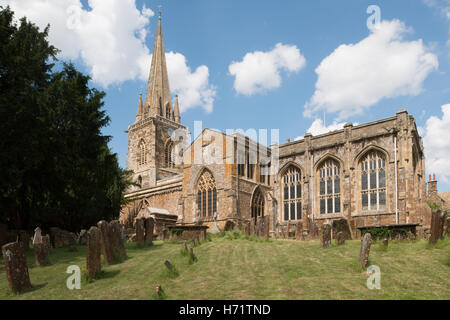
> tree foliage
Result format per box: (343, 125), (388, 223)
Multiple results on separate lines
(0, 6), (134, 231)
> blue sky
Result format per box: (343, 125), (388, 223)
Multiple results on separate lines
(3, 0), (450, 191)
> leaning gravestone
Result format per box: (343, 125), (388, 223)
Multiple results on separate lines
(34, 243), (50, 266)
(189, 247), (196, 262)
(2, 242), (32, 293)
(320, 224), (332, 247)
(86, 226), (101, 278)
(296, 222), (303, 241)
(359, 233), (372, 268)
(109, 220), (126, 260)
(144, 217), (154, 245)
(336, 231), (346, 245)
(32, 227), (42, 245)
(97, 220), (114, 265)
(135, 218), (145, 246)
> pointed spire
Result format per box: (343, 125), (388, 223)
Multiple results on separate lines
(143, 9), (172, 118)
(136, 93), (143, 121)
(174, 95), (180, 123)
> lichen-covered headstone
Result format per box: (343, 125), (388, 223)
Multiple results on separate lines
(86, 226), (101, 278)
(320, 224), (332, 247)
(144, 217), (154, 245)
(336, 231), (345, 245)
(359, 233), (372, 268)
(109, 220), (126, 260)
(2, 242), (32, 293)
(34, 243), (50, 266)
(97, 220), (114, 265)
(135, 218), (145, 246)
(429, 210), (444, 245)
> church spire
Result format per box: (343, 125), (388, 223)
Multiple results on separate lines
(143, 9), (172, 118)
(174, 95), (180, 123)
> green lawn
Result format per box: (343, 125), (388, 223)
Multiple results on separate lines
(1, 235), (449, 300)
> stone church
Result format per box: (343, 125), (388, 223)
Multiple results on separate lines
(119, 14), (433, 238)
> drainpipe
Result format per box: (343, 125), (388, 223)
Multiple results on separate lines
(394, 135), (398, 225)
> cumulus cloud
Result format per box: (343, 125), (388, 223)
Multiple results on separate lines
(3, 0), (216, 112)
(304, 20), (438, 120)
(294, 118), (352, 141)
(421, 104), (450, 183)
(228, 43), (306, 95)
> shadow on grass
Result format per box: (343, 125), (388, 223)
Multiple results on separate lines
(18, 282), (48, 295)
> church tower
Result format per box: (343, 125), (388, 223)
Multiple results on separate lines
(125, 11), (185, 189)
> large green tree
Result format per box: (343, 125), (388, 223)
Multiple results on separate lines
(0, 6), (134, 231)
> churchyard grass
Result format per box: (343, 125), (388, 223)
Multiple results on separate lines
(0, 236), (449, 299)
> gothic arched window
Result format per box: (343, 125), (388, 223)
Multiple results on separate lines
(165, 140), (175, 168)
(318, 159), (341, 214)
(197, 170), (217, 218)
(137, 139), (147, 166)
(282, 166), (302, 221)
(360, 150), (386, 211)
(251, 188), (265, 220)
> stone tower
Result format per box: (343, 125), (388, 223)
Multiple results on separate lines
(125, 12), (186, 189)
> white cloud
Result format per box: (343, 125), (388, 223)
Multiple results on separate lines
(228, 43), (306, 95)
(3, 0), (216, 112)
(421, 104), (450, 183)
(295, 118), (352, 141)
(304, 20), (438, 120)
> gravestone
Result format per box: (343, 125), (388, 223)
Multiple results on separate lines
(2, 242), (32, 293)
(382, 238), (389, 246)
(135, 218), (145, 245)
(34, 243), (50, 266)
(78, 229), (87, 245)
(445, 217), (450, 236)
(32, 227), (42, 245)
(296, 222), (303, 241)
(250, 219), (255, 235)
(109, 220), (126, 261)
(286, 222), (291, 238)
(336, 231), (345, 245)
(429, 210), (444, 245)
(332, 219), (352, 240)
(359, 233), (372, 268)
(144, 217), (154, 245)
(97, 220), (114, 265)
(50, 227), (63, 248)
(320, 224), (332, 247)
(183, 241), (188, 252)
(41, 235), (51, 251)
(86, 226), (101, 278)
(164, 260), (173, 271)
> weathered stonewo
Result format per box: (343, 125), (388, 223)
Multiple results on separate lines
(336, 231), (345, 245)
(359, 233), (372, 268)
(144, 217), (154, 245)
(32, 227), (42, 245)
(296, 222), (303, 241)
(34, 243), (50, 266)
(320, 224), (332, 247)
(429, 210), (444, 245)
(97, 220), (114, 265)
(109, 220), (126, 261)
(86, 226), (101, 278)
(135, 218), (145, 245)
(264, 216), (270, 238)
(2, 242), (32, 293)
